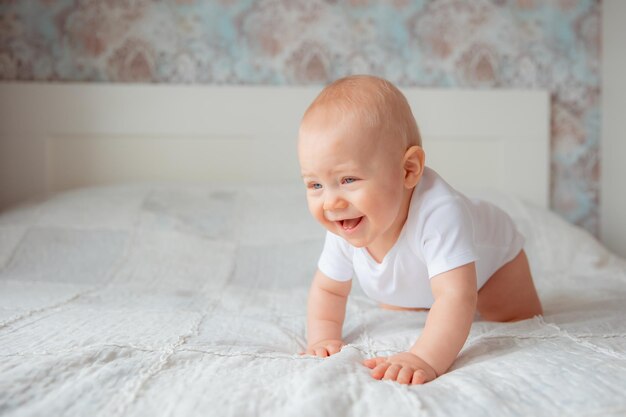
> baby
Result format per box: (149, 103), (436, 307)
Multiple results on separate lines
(298, 75), (543, 385)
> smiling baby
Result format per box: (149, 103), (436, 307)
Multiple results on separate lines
(298, 75), (543, 385)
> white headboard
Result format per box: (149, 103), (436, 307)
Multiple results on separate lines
(0, 83), (549, 210)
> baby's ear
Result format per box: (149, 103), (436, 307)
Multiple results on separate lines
(403, 146), (425, 188)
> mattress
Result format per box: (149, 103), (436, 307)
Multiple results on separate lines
(1, 183), (625, 417)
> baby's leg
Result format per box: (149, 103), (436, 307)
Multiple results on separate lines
(477, 250), (543, 322)
(379, 303), (429, 312)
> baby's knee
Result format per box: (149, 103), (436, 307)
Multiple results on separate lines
(479, 302), (542, 322)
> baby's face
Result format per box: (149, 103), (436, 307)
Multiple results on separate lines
(298, 112), (409, 249)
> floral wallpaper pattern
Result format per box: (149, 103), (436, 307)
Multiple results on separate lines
(0, 0), (601, 234)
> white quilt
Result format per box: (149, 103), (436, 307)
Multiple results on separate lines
(1, 184), (625, 417)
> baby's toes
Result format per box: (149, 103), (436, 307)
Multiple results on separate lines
(396, 367), (415, 385)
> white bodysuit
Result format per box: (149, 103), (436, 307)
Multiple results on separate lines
(317, 167), (525, 308)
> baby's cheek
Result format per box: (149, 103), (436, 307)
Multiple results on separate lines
(312, 208), (329, 228)
(306, 200), (320, 219)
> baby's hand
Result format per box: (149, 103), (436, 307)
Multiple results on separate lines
(302, 339), (344, 357)
(363, 352), (437, 385)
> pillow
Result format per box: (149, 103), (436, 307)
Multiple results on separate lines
(465, 188), (621, 276)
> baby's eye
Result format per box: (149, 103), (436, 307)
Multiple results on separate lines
(308, 182), (323, 190)
(342, 177), (358, 184)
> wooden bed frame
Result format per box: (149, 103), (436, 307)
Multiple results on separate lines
(0, 83), (549, 210)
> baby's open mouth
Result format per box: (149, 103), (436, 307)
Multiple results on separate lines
(339, 216), (363, 230)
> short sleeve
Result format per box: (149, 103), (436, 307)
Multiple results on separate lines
(420, 198), (478, 279)
(317, 231), (354, 281)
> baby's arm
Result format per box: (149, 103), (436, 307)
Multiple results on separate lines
(304, 269), (352, 357)
(364, 262), (477, 383)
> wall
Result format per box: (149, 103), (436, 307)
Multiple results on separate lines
(0, 0), (600, 235)
(601, 0), (626, 258)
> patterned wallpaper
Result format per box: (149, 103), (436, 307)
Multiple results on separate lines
(0, 0), (601, 234)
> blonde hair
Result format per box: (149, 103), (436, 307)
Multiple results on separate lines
(302, 75), (422, 148)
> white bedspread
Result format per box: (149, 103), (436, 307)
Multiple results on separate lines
(1, 184), (625, 417)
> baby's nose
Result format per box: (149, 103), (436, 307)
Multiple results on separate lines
(323, 195), (349, 211)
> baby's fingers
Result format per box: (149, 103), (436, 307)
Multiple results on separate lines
(299, 347), (326, 357)
(326, 344), (342, 355)
(370, 362), (391, 379)
(396, 367), (415, 385)
(363, 357), (387, 369)
(314, 347), (329, 357)
(411, 369), (429, 385)
(382, 364), (402, 381)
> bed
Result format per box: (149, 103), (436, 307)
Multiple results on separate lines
(1, 84), (626, 417)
